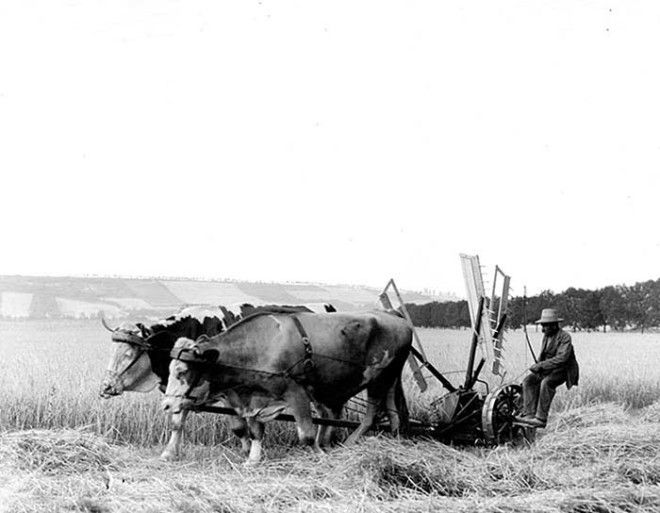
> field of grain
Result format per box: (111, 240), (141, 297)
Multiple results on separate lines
(1, 320), (659, 512)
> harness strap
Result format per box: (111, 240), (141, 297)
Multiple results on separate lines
(170, 346), (208, 363)
(165, 315), (317, 397)
(290, 315), (314, 373)
(105, 347), (145, 381)
(111, 331), (151, 348)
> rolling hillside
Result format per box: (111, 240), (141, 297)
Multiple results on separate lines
(0, 275), (455, 320)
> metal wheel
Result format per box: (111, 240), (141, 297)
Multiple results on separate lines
(482, 384), (530, 444)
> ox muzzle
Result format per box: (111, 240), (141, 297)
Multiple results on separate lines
(161, 385), (210, 414)
(99, 371), (123, 398)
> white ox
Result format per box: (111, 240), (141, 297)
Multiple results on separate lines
(100, 303), (335, 460)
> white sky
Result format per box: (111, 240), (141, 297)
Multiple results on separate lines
(1, 1), (658, 297)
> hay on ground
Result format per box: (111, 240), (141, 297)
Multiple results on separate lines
(0, 428), (119, 474)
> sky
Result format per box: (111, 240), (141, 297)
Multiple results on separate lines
(0, 1), (658, 298)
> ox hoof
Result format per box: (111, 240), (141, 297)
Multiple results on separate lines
(159, 451), (178, 462)
(239, 442), (251, 457)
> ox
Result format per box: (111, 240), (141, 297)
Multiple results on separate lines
(100, 303), (335, 460)
(162, 310), (412, 464)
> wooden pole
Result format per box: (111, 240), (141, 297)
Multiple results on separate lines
(380, 279), (428, 392)
(464, 296), (484, 388)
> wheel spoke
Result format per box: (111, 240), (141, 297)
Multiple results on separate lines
(496, 402), (513, 418)
(483, 385), (525, 444)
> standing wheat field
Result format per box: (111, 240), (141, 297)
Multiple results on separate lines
(1, 320), (659, 512)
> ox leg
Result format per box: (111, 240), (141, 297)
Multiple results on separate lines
(245, 419), (265, 466)
(315, 403), (343, 448)
(228, 416), (252, 456)
(160, 410), (189, 461)
(386, 377), (410, 437)
(286, 389), (320, 452)
(314, 404), (330, 448)
(344, 390), (382, 446)
(385, 384), (400, 436)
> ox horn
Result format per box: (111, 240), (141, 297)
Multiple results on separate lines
(101, 317), (117, 332)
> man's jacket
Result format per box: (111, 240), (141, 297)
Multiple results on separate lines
(537, 329), (580, 388)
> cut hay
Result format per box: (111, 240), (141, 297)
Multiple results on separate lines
(319, 437), (481, 498)
(550, 403), (631, 432)
(535, 424), (660, 464)
(0, 419), (659, 513)
(0, 428), (119, 474)
(559, 485), (660, 513)
(639, 401), (660, 423)
(614, 458), (660, 486)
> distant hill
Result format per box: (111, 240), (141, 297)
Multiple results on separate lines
(0, 275), (456, 320)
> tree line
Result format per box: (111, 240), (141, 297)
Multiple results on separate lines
(405, 278), (660, 332)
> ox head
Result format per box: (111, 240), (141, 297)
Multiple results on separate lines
(161, 336), (218, 414)
(99, 318), (160, 398)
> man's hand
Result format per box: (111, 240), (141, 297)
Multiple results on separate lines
(530, 363), (542, 374)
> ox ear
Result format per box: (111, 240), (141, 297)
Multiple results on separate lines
(201, 349), (219, 362)
(195, 334), (210, 344)
(136, 323), (151, 338)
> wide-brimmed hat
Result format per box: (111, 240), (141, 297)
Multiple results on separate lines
(535, 308), (563, 324)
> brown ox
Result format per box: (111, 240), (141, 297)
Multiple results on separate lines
(162, 310), (412, 463)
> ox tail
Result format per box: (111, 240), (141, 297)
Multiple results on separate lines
(392, 376), (410, 436)
(389, 321), (412, 436)
(373, 317), (411, 436)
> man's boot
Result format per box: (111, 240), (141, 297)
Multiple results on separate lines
(513, 414), (537, 426)
(526, 417), (547, 428)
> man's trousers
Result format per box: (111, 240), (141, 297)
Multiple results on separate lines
(522, 369), (567, 421)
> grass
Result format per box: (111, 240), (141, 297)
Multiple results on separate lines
(0, 320), (659, 512)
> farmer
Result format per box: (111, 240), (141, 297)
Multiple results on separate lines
(516, 308), (579, 428)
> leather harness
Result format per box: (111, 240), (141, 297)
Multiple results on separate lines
(168, 315), (316, 384)
(107, 330), (155, 381)
(290, 315), (314, 374)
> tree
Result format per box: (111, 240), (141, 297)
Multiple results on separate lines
(581, 290), (604, 331)
(599, 285), (626, 331)
(404, 277), (660, 331)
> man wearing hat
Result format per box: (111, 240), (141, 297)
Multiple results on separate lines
(516, 308), (579, 428)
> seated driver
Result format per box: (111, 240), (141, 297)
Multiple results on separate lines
(516, 308), (580, 428)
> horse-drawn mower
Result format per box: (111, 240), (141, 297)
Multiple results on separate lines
(372, 255), (529, 445)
